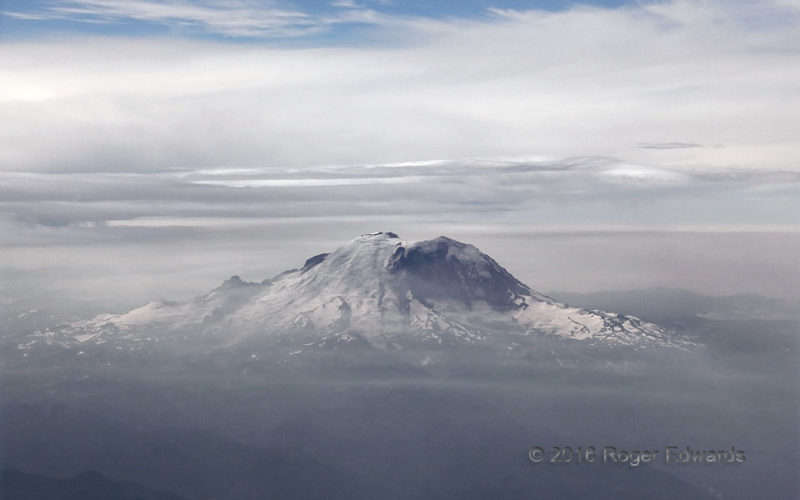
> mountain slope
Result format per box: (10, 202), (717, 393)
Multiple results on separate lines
(13, 232), (690, 357)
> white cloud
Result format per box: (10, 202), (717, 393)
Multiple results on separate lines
(331, 0), (360, 9)
(191, 176), (429, 187)
(1, 0), (799, 175)
(4, 0), (386, 37)
(597, 165), (690, 184)
(3, 1), (800, 315)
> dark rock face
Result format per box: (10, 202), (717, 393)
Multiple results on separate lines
(388, 237), (530, 311)
(301, 253), (329, 272)
(217, 275), (258, 290)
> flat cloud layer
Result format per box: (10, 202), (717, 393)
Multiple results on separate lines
(1, 158), (799, 308)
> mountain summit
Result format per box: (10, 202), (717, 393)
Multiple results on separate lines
(17, 233), (689, 357)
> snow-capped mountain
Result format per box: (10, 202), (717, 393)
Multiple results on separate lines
(14, 232), (691, 357)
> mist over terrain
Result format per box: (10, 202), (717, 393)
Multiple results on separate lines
(2, 316), (797, 499)
(2, 0), (798, 497)
(2, 235), (797, 499)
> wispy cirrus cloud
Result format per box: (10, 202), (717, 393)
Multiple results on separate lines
(637, 142), (705, 150)
(2, 0), (799, 173)
(3, 0), (386, 37)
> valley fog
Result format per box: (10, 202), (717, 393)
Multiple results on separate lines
(2, 235), (797, 499)
(2, 314), (797, 500)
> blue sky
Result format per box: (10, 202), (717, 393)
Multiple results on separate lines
(1, 0), (632, 41)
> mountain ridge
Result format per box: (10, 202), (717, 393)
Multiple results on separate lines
(12, 232), (693, 359)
